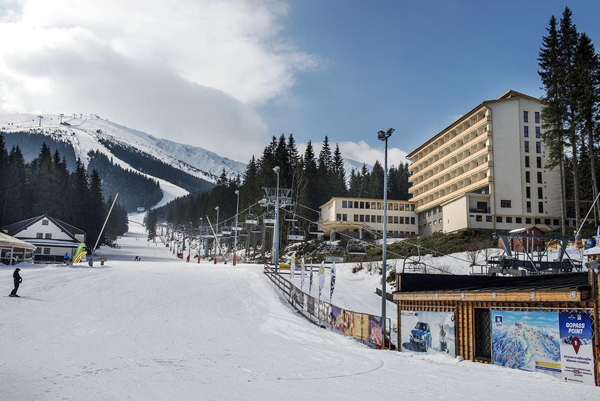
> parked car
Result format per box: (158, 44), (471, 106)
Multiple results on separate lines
(410, 322), (432, 351)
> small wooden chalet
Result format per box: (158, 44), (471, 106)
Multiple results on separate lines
(394, 272), (600, 386)
(1, 214), (86, 262)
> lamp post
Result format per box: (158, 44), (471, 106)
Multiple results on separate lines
(377, 127), (394, 341)
(214, 206), (220, 262)
(273, 166), (281, 272)
(234, 190), (240, 266)
(198, 217), (203, 264)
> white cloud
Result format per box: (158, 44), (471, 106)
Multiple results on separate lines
(0, 0), (317, 161)
(299, 140), (409, 168)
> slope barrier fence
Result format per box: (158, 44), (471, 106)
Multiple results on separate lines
(263, 264), (394, 350)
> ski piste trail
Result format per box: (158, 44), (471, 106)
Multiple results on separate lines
(1, 216), (599, 399)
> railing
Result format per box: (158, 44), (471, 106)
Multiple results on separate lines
(263, 264), (395, 350)
(469, 207), (491, 214)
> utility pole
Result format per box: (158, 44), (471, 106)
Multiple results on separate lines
(234, 190), (240, 266)
(273, 167), (281, 272)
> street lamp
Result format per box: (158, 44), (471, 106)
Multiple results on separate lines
(198, 217), (203, 264)
(273, 166), (281, 272)
(214, 206), (220, 262)
(234, 190), (240, 266)
(377, 127), (394, 341)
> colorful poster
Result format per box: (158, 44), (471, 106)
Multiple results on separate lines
(401, 311), (455, 356)
(559, 312), (595, 385)
(368, 315), (383, 348)
(307, 296), (315, 316)
(491, 311), (561, 377)
(331, 306), (342, 332)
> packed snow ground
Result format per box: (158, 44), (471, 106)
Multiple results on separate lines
(1, 219), (598, 400)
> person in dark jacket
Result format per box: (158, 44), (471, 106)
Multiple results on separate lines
(9, 268), (22, 297)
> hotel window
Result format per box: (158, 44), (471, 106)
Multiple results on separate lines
(45, 233), (52, 239)
(486, 216), (492, 222)
(365, 202), (370, 209)
(42, 219), (49, 225)
(535, 218), (541, 224)
(553, 219), (559, 226)
(43, 248), (51, 255)
(537, 172), (543, 184)
(538, 202), (544, 213)
(506, 217), (513, 223)
(476, 215), (482, 222)
(394, 203), (399, 211)
(389, 203), (393, 210)
(393, 216), (399, 224)
(359, 215), (364, 222)
(35, 247), (41, 254)
(411, 217), (415, 224)
(527, 201), (532, 213)
(545, 219), (551, 225)
(347, 201), (353, 209)
(525, 171), (530, 183)
(354, 214), (358, 222)
(523, 111), (529, 122)
(537, 157), (542, 169)
(526, 187), (531, 198)
(524, 126), (529, 137)
(538, 187), (543, 199)
(536, 142), (541, 153)
(342, 200), (347, 208)
(365, 215), (370, 223)
(399, 216), (405, 224)
(526, 218), (532, 224)
(496, 216), (503, 223)
(411, 204), (415, 211)
(336, 214), (341, 221)
(399, 204), (404, 211)
(524, 141), (529, 153)
(516, 217), (523, 224)
(388, 216), (393, 224)
(377, 202), (382, 210)
(360, 201), (365, 209)
(525, 156), (530, 168)
(535, 112), (540, 123)
(535, 126), (541, 138)
(342, 214), (347, 221)
(501, 200), (511, 208)
(354, 201), (360, 208)
(377, 216), (382, 223)
(36, 232), (43, 239)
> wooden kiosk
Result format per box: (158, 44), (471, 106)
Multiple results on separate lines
(393, 271), (600, 386)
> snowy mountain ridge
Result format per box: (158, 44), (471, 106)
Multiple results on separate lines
(0, 113), (246, 182)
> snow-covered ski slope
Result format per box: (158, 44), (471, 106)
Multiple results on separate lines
(1, 223), (598, 400)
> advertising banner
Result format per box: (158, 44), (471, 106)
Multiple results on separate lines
(401, 311), (455, 356)
(307, 296), (315, 317)
(353, 313), (368, 340)
(558, 312), (594, 385)
(290, 286), (304, 311)
(491, 311), (561, 377)
(368, 315), (383, 348)
(331, 306), (342, 332)
(317, 300), (330, 324)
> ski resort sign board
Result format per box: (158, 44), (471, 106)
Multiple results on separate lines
(491, 310), (594, 385)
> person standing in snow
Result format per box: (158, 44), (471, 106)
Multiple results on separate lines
(9, 268), (22, 297)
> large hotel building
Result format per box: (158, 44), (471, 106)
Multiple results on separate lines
(319, 90), (563, 238)
(409, 90), (561, 235)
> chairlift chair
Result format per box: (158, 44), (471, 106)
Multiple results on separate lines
(284, 212), (298, 223)
(239, 229), (248, 237)
(221, 226), (232, 237)
(346, 239), (367, 255)
(308, 222), (324, 235)
(251, 225), (262, 234)
(245, 213), (259, 225)
(263, 211), (276, 227)
(287, 226), (306, 241)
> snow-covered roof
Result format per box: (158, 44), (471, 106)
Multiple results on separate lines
(0, 232), (36, 251)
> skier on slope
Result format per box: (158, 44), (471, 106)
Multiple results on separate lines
(9, 268), (22, 297)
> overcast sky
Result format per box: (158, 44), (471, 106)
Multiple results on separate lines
(0, 0), (599, 165)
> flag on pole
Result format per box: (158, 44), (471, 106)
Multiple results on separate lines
(300, 257), (306, 290)
(290, 254), (297, 280)
(309, 263), (314, 294)
(318, 261), (325, 297)
(330, 261), (336, 302)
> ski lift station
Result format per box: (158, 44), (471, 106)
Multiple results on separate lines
(393, 270), (600, 387)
